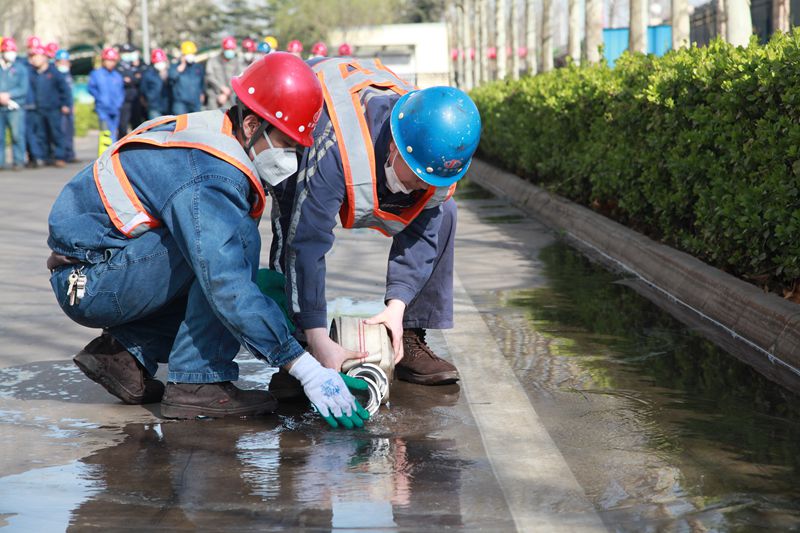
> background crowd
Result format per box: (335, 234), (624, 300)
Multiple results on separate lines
(0, 35), (352, 169)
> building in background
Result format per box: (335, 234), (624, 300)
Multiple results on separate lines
(328, 23), (449, 88)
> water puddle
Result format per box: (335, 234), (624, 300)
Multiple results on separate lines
(475, 242), (800, 530)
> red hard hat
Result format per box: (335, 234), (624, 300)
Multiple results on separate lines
(451, 48), (459, 61)
(231, 52), (323, 147)
(1, 38), (17, 52)
(242, 38), (256, 52)
(338, 43), (352, 56)
(151, 48), (167, 63)
(222, 36), (237, 50)
(45, 42), (59, 58)
(101, 47), (120, 61)
(29, 46), (46, 56)
(287, 40), (303, 53)
(487, 46), (498, 59)
(26, 36), (41, 50)
(311, 41), (327, 56)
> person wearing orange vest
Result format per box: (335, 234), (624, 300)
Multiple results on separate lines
(46, 53), (370, 428)
(268, 57), (481, 394)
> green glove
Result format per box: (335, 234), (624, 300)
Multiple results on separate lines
(317, 373), (371, 429)
(255, 268), (295, 332)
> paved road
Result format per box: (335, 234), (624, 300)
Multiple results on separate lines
(0, 134), (608, 531)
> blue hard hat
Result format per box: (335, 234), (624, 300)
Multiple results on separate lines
(390, 86), (481, 187)
(55, 49), (70, 61)
(257, 41), (271, 54)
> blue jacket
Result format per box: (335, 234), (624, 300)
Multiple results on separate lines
(47, 117), (303, 367)
(117, 61), (143, 102)
(168, 62), (204, 105)
(60, 70), (74, 108)
(28, 63), (70, 110)
(0, 59), (29, 108)
(140, 66), (169, 115)
(272, 85), (443, 330)
(88, 67), (125, 116)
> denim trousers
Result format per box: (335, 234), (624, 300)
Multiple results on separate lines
(28, 108), (66, 161)
(61, 110), (75, 161)
(49, 227), (245, 383)
(0, 109), (25, 167)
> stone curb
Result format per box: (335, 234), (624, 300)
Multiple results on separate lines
(469, 159), (800, 391)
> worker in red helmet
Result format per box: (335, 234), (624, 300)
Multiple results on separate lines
(286, 39), (303, 58)
(206, 36), (241, 110)
(47, 53), (368, 429)
(241, 37), (257, 65)
(140, 49), (170, 119)
(310, 41), (327, 58)
(0, 37), (27, 170)
(337, 43), (352, 56)
(45, 42), (59, 59)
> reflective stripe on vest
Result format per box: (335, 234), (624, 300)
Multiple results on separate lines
(93, 111), (266, 238)
(312, 58), (455, 237)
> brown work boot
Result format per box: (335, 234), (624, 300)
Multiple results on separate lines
(160, 382), (277, 419)
(396, 328), (460, 385)
(73, 333), (165, 404)
(54, 160), (66, 168)
(268, 367), (306, 400)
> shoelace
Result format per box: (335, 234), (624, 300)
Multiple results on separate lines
(404, 330), (441, 360)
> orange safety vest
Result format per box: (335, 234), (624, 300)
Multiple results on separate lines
(93, 111), (266, 238)
(312, 58), (455, 237)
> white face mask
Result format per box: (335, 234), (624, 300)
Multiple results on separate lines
(243, 52), (254, 62)
(3, 52), (17, 63)
(155, 61), (167, 72)
(384, 151), (412, 194)
(184, 54), (196, 63)
(249, 128), (298, 186)
(57, 65), (69, 74)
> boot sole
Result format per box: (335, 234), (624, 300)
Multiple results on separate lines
(395, 366), (460, 386)
(73, 352), (158, 405)
(160, 398), (278, 419)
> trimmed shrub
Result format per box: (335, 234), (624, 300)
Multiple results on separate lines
(471, 32), (800, 294)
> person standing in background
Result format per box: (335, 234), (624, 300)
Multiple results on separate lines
(168, 41), (204, 114)
(24, 38), (41, 167)
(88, 47), (125, 143)
(117, 43), (145, 138)
(0, 37), (28, 171)
(205, 36), (240, 111)
(27, 45), (70, 167)
(140, 48), (170, 120)
(45, 42), (59, 62)
(54, 49), (76, 163)
(241, 38), (257, 66)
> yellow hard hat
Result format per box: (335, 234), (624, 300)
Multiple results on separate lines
(180, 40), (197, 55)
(264, 36), (278, 50)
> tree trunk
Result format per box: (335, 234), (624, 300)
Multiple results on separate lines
(479, 0), (489, 82)
(496, 0), (507, 79)
(526, 0), (538, 73)
(773, 0), (790, 33)
(568, 0), (581, 63)
(463, 0), (474, 90)
(510, 0), (520, 79)
(541, 0), (553, 71)
(726, 0), (752, 46)
(446, 0), (457, 87)
(716, 0), (728, 39)
(585, 0), (603, 63)
(672, 0), (690, 48)
(629, 0), (648, 53)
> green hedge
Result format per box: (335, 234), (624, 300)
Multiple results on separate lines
(471, 32), (800, 293)
(74, 102), (99, 137)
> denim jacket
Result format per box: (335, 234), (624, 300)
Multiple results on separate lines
(47, 123), (304, 367)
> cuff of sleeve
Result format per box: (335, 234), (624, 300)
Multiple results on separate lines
(385, 284), (417, 307)
(294, 311), (329, 331)
(245, 336), (305, 368)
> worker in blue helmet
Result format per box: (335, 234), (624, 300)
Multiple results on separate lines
(257, 41), (272, 57)
(267, 56), (481, 399)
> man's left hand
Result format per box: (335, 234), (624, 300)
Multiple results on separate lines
(364, 299), (406, 364)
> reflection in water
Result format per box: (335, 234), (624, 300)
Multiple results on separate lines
(482, 242), (800, 530)
(35, 405), (471, 530)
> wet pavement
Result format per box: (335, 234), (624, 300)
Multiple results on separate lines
(1, 137), (799, 531)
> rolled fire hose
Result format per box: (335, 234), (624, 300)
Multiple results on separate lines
(329, 315), (395, 416)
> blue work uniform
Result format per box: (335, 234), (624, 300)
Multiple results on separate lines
(27, 63), (70, 161)
(60, 69), (75, 161)
(168, 62), (204, 115)
(0, 58), (28, 167)
(47, 117), (303, 382)
(140, 66), (170, 119)
(270, 89), (456, 332)
(88, 67), (125, 142)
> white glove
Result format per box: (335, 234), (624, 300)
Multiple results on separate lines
(7, 99), (19, 110)
(288, 352), (358, 419)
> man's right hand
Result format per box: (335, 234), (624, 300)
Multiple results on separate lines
(0, 92), (9, 106)
(305, 327), (367, 371)
(285, 352), (370, 429)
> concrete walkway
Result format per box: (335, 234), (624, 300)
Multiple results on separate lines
(0, 134), (605, 531)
